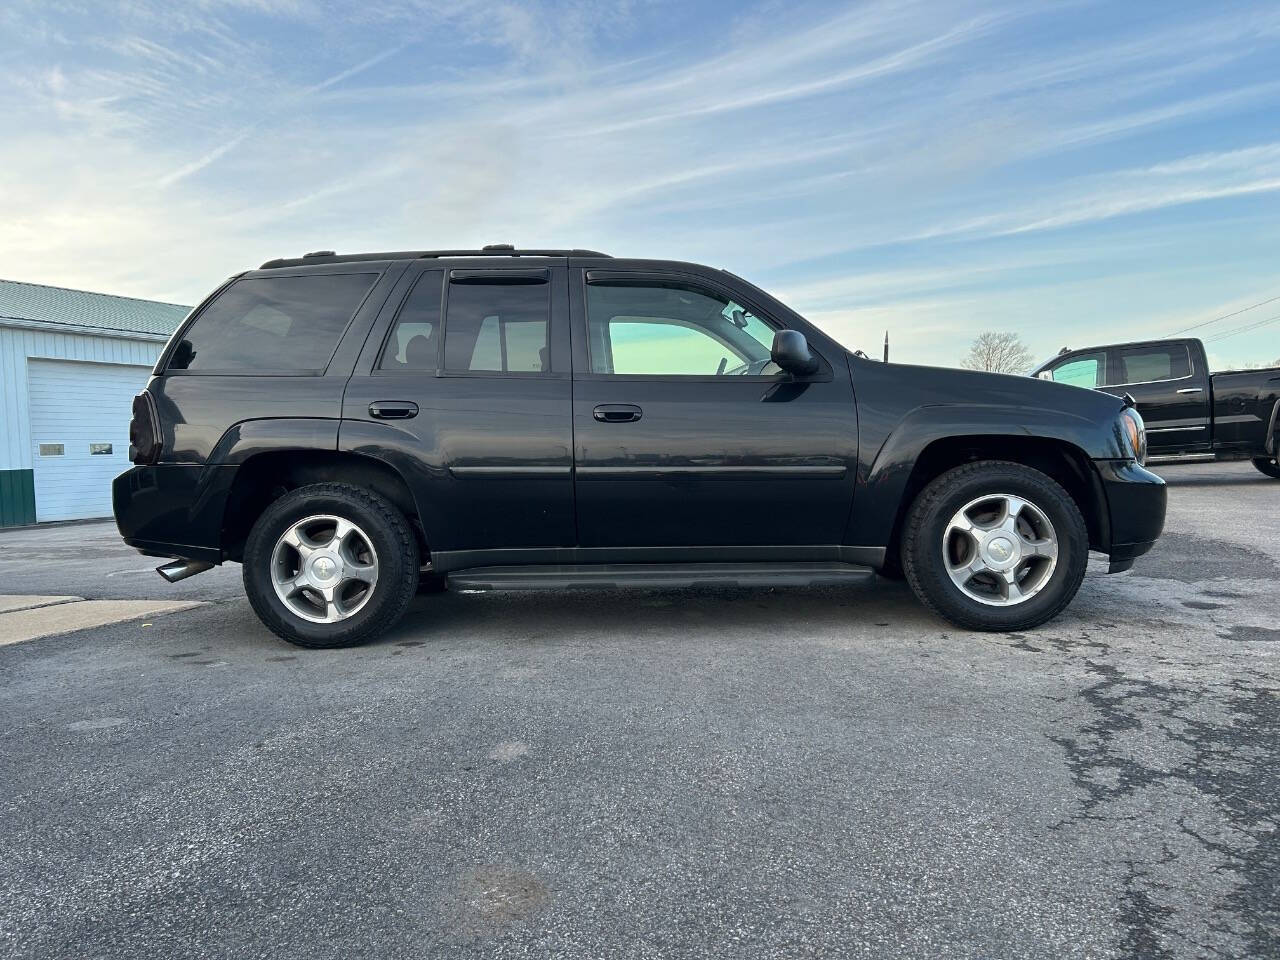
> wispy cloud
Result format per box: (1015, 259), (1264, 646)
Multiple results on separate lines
(0, 0), (1278, 366)
(156, 42), (412, 187)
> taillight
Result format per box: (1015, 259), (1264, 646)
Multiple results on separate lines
(129, 392), (163, 464)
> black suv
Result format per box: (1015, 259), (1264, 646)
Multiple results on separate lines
(115, 246), (1166, 647)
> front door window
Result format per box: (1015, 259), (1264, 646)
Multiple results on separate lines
(1048, 351), (1106, 388)
(586, 281), (780, 377)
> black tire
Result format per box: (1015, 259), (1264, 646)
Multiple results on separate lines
(876, 553), (906, 581)
(1252, 456), (1280, 479)
(242, 483), (419, 648)
(901, 461), (1089, 632)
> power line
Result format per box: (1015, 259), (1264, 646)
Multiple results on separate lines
(1203, 312), (1280, 344)
(1169, 293), (1280, 336)
(1204, 313), (1280, 343)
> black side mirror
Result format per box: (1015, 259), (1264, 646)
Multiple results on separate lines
(771, 329), (819, 377)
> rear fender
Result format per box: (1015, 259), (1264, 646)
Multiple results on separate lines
(209, 417), (339, 465)
(144, 418), (341, 558)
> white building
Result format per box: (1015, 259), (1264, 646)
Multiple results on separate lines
(0, 279), (190, 526)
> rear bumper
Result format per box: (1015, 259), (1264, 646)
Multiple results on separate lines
(113, 464), (231, 564)
(1094, 459), (1166, 572)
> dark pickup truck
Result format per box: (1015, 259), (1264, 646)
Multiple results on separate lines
(115, 246), (1166, 648)
(1033, 337), (1280, 477)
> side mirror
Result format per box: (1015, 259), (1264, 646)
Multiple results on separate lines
(771, 329), (819, 377)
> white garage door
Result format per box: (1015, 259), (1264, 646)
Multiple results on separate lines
(28, 359), (151, 522)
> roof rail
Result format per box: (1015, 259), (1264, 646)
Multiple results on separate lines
(259, 246), (612, 269)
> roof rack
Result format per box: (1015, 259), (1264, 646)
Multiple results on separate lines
(259, 245), (612, 269)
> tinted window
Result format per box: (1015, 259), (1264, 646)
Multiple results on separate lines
(379, 272), (443, 371)
(586, 281), (778, 376)
(169, 273), (375, 373)
(1048, 352), (1105, 388)
(443, 277), (549, 373)
(1116, 344), (1191, 384)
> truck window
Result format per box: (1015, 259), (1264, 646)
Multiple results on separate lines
(379, 272), (444, 371)
(169, 273), (376, 374)
(1048, 351), (1105, 388)
(443, 277), (550, 374)
(586, 281), (778, 376)
(1115, 344), (1191, 384)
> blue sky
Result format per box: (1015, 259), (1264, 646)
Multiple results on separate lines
(2, 0), (1278, 369)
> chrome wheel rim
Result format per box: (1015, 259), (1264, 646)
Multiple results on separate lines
(270, 515), (379, 624)
(943, 493), (1058, 607)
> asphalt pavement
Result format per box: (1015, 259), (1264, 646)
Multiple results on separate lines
(0, 461), (1276, 959)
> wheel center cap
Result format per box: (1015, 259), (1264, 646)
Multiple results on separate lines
(983, 535), (1020, 568)
(311, 556), (338, 581)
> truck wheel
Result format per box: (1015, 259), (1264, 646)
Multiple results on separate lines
(1252, 456), (1280, 479)
(242, 483), (419, 648)
(901, 461), (1088, 632)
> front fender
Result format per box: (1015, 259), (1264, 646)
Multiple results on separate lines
(849, 403), (1125, 548)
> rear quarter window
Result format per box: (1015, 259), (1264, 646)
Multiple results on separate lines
(168, 273), (377, 374)
(1115, 344), (1192, 384)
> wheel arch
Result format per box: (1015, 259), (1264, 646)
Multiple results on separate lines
(854, 412), (1112, 573)
(221, 449), (426, 562)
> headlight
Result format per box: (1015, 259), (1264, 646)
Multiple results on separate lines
(1120, 407), (1147, 465)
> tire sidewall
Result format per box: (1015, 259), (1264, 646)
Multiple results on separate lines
(243, 486), (418, 647)
(907, 465), (1088, 630)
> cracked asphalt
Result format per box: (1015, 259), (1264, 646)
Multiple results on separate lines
(0, 461), (1276, 959)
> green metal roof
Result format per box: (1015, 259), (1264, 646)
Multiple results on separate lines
(0, 278), (190, 337)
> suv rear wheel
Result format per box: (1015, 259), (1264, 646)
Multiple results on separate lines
(243, 483), (419, 648)
(1252, 456), (1280, 479)
(901, 461), (1089, 632)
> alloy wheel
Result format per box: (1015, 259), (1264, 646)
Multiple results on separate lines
(942, 493), (1058, 606)
(270, 515), (380, 623)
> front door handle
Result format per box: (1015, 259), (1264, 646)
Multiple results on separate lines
(369, 401), (419, 420)
(593, 403), (643, 423)
(1176, 387), (1204, 395)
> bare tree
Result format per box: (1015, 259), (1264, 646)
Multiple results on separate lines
(960, 331), (1035, 374)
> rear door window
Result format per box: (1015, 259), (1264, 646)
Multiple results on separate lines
(379, 272), (444, 371)
(1114, 344), (1192, 384)
(168, 273), (376, 374)
(443, 274), (550, 374)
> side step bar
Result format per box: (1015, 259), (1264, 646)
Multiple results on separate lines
(447, 561), (877, 592)
(1146, 453), (1217, 464)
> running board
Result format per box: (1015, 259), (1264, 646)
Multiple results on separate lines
(1146, 453), (1217, 464)
(446, 561), (877, 592)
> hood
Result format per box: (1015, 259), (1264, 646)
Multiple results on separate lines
(858, 356), (1125, 422)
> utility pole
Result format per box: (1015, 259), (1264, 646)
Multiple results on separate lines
(883, 330), (889, 363)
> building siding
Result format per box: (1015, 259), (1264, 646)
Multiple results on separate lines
(0, 324), (164, 474)
(0, 469), (36, 526)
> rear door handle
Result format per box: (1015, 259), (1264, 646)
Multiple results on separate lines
(369, 401), (419, 420)
(1176, 388), (1204, 394)
(593, 403), (643, 423)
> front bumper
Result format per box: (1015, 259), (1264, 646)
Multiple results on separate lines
(1094, 459), (1166, 572)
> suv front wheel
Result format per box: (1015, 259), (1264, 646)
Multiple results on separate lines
(901, 461), (1089, 632)
(242, 483), (420, 648)
(1252, 456), (1280, 479)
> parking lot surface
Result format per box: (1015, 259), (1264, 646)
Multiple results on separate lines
(1, 462), (1276, 959)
